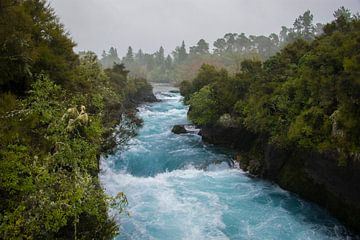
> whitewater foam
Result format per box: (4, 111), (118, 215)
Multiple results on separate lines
(100, 90), (358, 240)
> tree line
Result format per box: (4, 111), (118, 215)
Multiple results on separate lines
(180, 7), (359, 166)
(100, 10), (325, 84)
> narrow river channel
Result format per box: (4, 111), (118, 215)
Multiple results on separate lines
(100, 85), (358, 240)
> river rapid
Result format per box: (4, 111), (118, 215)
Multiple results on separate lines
(100, 85), (358, 240)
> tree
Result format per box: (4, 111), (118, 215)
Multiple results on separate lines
(279, 26), (289, 43)
(190, 39), (210, 55)
(0, 0), (77, 95)
(173, 41), (188, 64)
(293, 10), (315, 41)
(143, 53), (155, 71)
(224, 33), (237, 52)
(123, 46), (134, 64)
(112, 10), (328, 85)
(156, 46), (165, 65)
(252, 35), (273, 57)
(235, 33), (251, 53)
(102, 50), (107, 59)
(135, 49), (144, 64)
(165, 55), (172, 69)
(334, 6), (352, 21)
(109, 47), (118, 58)
(188, 86), (219, 126)
(191, 64), (221, 93)
(314, 23), (324, 36)
(302, 10), (315, 40)
(269, 33), (280, 55)
(0, 1), (158, 238)
(213, 38), (226, 55)
(100, 47), (121, 69)
(182, 15), (360, 162)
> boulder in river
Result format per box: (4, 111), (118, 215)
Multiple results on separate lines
(172, 125), (187, 134)
(169, 90), (180, 93)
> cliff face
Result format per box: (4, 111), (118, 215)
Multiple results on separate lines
(102, 86), (158, 155)
(265, 145), (360, 232)
(125, 86), (158, 108)
(199, 126), (360, 232)
(199, 126), (258, 151)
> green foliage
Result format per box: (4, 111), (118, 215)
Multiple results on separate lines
(288, 107), (332, 148)
(0, 0), (77, 95)
(192, 64), (221, 93)
(123, 46), (134, 64)
(0, 2), (154, 237)
(190, 39), (210, 55)
(109, 192), (129, 216)
(179, 80), (192, 101)
(188, 86), (220, 126)
(182, 12), (360, 164)
(0, 73), (124, 239)
(99, 47), (121, 69)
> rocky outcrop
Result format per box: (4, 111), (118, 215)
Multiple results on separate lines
(136, 91), (158, 103)
(169, 90), (180, 93)
(102, 87), (156, 155)
(129, 89), (158, 105)
(199, 126), (258, 150)
(197, 125), (360, 232)
(172, 125), (187, 134)
(270, 148), (360, 232)
(172, 124), (199, 134)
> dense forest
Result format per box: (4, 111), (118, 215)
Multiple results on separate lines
(0, 0), (153, 238)
(100, 10), (324, 84)
(180, 8), (360, 230)
(1, 0), (360, 238)
(181, 7), (359, 165)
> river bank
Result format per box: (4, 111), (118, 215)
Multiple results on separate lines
(197, 125), (360, 233)
(100, 88), (358, 239)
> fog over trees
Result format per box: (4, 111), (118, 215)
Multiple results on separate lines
(1, 0), (360, 239)
(99, 10), (326, 83)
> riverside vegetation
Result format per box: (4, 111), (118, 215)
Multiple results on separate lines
(180, 8), (360, 231)
(0, 0), (154, 239)
(1, 0), (360, 238)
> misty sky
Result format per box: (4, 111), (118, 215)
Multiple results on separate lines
(49, 0), (360, 56)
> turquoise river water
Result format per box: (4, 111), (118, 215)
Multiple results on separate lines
(100, 87), (359, 240)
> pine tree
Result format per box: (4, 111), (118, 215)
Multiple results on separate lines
(123, 46), (134, 64)
(173, 41), (188, 64)
(156, 46), (165, 65)
(165, 55), (172, 69)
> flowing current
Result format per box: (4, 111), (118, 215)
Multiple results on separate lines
(100, 85), (358, 240)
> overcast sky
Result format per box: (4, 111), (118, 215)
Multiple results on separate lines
(49, 0), (360, 56)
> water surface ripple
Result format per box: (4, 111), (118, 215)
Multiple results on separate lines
(101, 88), (359, 240)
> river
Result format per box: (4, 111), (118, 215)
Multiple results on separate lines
(100, 85), (358, 240)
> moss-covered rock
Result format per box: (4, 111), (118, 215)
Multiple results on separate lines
(172, 125), (187, 134)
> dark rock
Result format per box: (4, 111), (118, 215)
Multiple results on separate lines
(197, 125), (360, 232)
(274, 150), (360, 232)
(125, 88), (159, 108)
(172, 125), (187, 134)
(134, 91), (158, 103)
(263, 144), (289, 179)
(142, 92), (158, 103)
(169, 90), (180, 93)
(199, 126), (258, 150)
